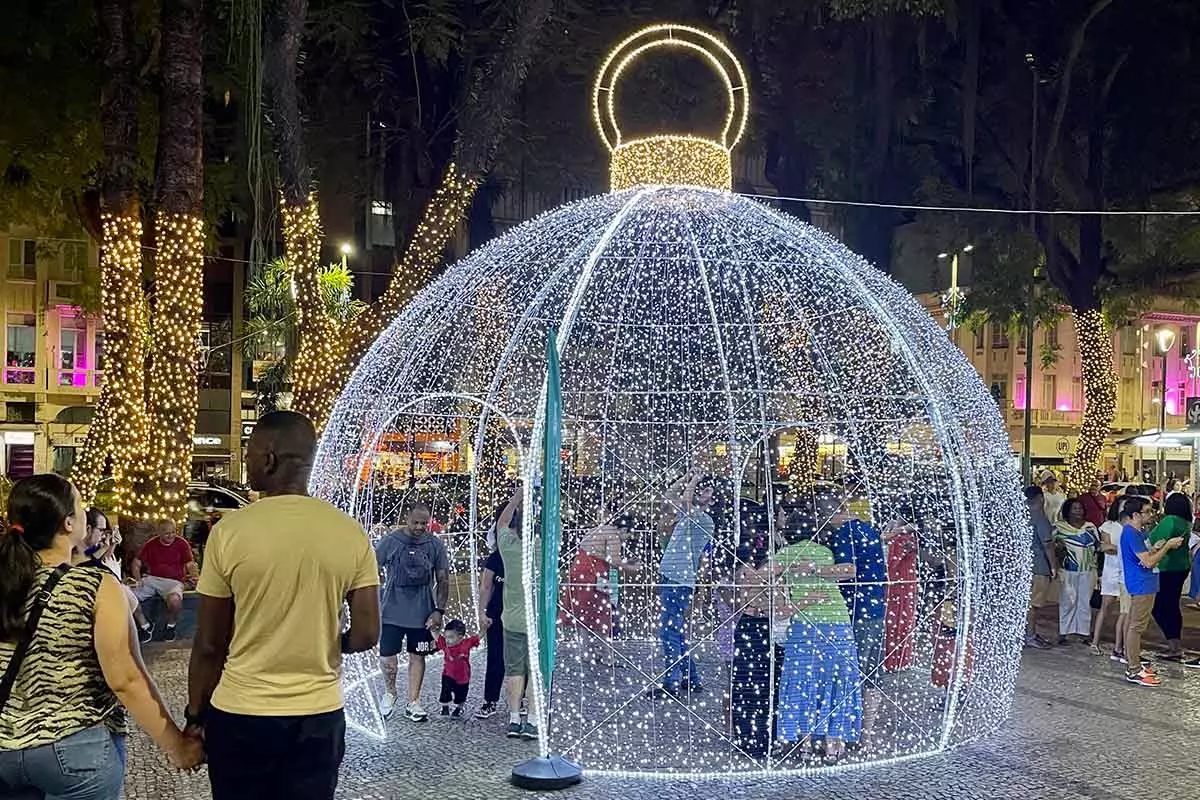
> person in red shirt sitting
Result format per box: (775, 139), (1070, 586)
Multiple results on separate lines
(436, 619), (481, 718)
(129, 519), (199, 641)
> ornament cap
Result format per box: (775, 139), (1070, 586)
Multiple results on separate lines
(593, 24), (748, 191)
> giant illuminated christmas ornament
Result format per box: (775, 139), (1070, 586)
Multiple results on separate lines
(314, 22), (1028, 776)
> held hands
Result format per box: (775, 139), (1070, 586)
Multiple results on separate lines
(169, 726), (205, 772)
(425, 611), (444, 633)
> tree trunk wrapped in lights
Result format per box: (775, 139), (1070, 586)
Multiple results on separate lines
(75, 213), (150, 509)
(74, 0), (147, 509)
(130, 0), (205, 522)
(259, 0), (553, 432)
(282, 194), (344, 426)
(1066, 308), (1116, 494)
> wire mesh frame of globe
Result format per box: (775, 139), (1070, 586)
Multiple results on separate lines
(312, 187), (1028, 775)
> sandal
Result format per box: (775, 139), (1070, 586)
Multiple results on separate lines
(1089, 643), (1102, 656)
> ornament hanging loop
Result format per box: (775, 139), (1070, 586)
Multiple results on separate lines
(593, 24), (749, 191)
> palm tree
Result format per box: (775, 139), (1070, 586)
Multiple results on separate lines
(73, 0), (149, 508)
(242, 256), (365, 413)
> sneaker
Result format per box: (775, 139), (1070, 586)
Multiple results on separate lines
(506, 722), (523, 738)
(519, 721), (540, 740)
(1125, 668), (1160, 687)
(1024, 635), (1050, 650)
(1109, 651), (1125, 663)
(440, 706), (450, 717)
(1089, 643), (1102, 656)
(1056, 636), (1068, 646)
(163, 625), (177, 642)
(138, 626), (153, 645)
(450, 705), (464, 719)
(1117, 655), (1153, 669)
(404, 701), (428, 722)
(474, 702), (499, 719)
(380, 693), (397, 718)
(1181, 657), (1200, 669)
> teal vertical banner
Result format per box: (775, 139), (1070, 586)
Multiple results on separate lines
(538, 327), (563, 699)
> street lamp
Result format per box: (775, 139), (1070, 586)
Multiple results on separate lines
(937, 243), (973, 331)
(339, 242), (354, 269)
(1156, 326), (1176, 483)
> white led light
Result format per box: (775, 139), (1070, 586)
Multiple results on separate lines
(314, 22), (1026, 777)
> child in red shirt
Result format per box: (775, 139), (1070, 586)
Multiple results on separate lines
(436, 619), (481, 717)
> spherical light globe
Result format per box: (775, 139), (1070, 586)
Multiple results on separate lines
(312, 183), (1028, 774)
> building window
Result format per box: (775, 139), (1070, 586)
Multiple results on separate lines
(1046, 324), (1059, 349)
(1041, 374), (1057, 410)
(1120, 327), (1137, 355)
(1071, 377), (1083, 410)
(5, 314), (36, 384)
(58, 242), (86, 283)
(7, 239), (36, 280)
(53, 446), (77, 474)
(989, 376), (1008, 406)
(58, 315), (88, 386)
(370, 200), (395, 247)
(990, 323), (1009, 349)
(973, 327), (985, 351)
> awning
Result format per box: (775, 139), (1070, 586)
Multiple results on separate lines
(1116, 427), (1200, 449)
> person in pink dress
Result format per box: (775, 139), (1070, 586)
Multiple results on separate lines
(882, 506), (919, 672)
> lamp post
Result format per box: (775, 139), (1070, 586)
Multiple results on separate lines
(339, 242), (353, 269)
(1022, 53), (1040, 486)
(937, 243), (973, 331)
(1156, 327), (1176, 483)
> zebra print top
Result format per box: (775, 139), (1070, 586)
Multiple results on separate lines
(0, 564), (126, 750)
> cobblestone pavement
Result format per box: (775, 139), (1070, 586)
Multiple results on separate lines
(125, 619), (1200, 800)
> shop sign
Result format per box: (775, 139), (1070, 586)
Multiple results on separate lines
(193, 435), (223, 447)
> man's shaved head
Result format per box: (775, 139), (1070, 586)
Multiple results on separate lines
(246, 411), (317, 495)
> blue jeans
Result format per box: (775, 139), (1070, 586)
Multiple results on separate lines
(659, 580), (700, 688)
(0, 724), (125, 800)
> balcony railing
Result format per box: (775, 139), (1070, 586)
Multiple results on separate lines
(3, 366), (35, 385)
(55, 368), (104, 389)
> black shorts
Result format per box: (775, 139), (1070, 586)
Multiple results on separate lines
(380, 624), (434, 657)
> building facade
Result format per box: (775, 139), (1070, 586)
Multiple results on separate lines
(919, 292), (1199, 480)
(0, 227), (248, 481)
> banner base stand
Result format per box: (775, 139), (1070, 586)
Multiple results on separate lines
(511, 755), (583, 791)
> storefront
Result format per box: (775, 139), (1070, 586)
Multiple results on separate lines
(191, 434), (233, 482)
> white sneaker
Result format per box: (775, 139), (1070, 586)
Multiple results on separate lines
(404, 701), (428, 722)
(380, 692), (397, 718)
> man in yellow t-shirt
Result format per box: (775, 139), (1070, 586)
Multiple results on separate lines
(187, 411), (380, 800)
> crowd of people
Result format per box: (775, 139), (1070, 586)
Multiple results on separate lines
(1024, 470), (1200, 688)
(11, 409), (1195, 797)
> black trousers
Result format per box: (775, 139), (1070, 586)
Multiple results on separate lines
(1152, 569), (1189, 640)
(484, 619), (505, 703)
(206, 706), (345, 800)
(730, 615), (772, 759)
(439, 675), (469, 705)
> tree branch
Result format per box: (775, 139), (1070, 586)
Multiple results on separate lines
(1041, 0), (1114, 179)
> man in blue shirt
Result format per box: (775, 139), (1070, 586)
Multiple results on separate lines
(651, 471), (715, 698)
(1119, 496), (1185, 687)
(828, 497), (887, 740)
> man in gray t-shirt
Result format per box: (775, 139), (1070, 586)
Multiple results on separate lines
(1024, 485), (1057, 649)
(375, 504), (450, 721)
(653, 472), (715, 696)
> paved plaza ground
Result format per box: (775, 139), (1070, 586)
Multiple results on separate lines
(124, 606), (1200, 800)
